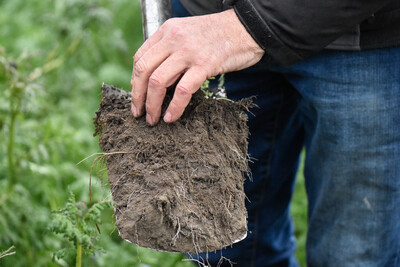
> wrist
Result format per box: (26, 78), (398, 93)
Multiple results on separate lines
(223, 9), (265, 57)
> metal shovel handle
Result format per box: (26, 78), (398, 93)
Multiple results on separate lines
(140, 0), (172, 40)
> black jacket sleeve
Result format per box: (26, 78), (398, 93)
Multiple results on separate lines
(224, 0), (393, 66)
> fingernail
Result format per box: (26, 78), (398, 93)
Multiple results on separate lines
(131, 104), (137, 117)
(164, 112), (172, 123)
(146, 113), (154, 125)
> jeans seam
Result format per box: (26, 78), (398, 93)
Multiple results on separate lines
(250, 91), (287, 266)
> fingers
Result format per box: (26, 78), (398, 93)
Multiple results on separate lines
(131, 40), (170, 117)
(164, 67), (208, 123)
(133, 29), (163, 63)
(145, 55), (187, 125)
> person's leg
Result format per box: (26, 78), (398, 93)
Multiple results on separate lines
(280, 47), (400, 266)
(207, 68), (304, 267)
(187, 67), (303, 267)
(172, 1), (304, 265)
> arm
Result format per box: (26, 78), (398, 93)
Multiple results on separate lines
(131, 0), (392, 125)
(227, 0), (393, 66)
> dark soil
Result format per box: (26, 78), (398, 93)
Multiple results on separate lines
(94, 84), (250, 254)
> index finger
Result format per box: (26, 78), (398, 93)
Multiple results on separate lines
(131, 40), (170, 118)
(130, 28), (165, 117)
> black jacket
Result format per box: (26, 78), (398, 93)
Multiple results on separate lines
(180, 0), (400, 66)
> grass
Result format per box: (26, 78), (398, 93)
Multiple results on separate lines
(291, 152), (308, 266)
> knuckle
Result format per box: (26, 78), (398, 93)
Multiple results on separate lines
(148, 73), (165, 89)
(191, 57), (210, 72)
(133, 51), (141, 65)
(134, 59), (147, 76)
(169, 25), (185, 40)
(163, 18), (177, 28)
(175, 84), (192, 96)
(196, 55), (213, 68)
(162, 18), (172, 28)
(180, 42), (194, 54)
(131, 91), (142, 102)
(199, 67), (213, 80)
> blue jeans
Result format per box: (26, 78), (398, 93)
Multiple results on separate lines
(173, 1), (400, 266)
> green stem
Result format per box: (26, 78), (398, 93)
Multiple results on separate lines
(76, 241), (82, 267)
(7, 100), (16, 191)
(22, 229), (34, 266)
(7, 87), (23, 191)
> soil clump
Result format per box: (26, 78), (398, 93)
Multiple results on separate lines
(94, 84), (251, 253)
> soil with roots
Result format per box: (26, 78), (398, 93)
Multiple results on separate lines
(94, 84), (250, 254)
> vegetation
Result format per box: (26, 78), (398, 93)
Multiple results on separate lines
(0, 0), (307, 266)
(291, 153), (308, 265)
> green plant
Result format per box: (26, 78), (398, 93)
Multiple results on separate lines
(200, 74), (226, 99)
(291, 151), (308, 266)
(0, 0), (308, 265)
(48, 191), (112, 267)
(200, 77), (215, 99)
(218, 74), (225, 88)
(0, 49), (28, 189)
(0, 246), (16, 259)
(0, 47), (62, 189)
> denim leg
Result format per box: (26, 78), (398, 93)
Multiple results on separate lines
(186, 64), (304, 266)
(173, 1), (304, 266)
(279, 47), (400, 267)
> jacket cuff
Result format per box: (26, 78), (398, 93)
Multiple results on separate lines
(229, 0), (303, 66)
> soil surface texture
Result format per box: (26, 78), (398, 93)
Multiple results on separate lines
(94, 84), (250, 253)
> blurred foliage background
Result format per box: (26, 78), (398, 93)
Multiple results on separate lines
(0, 0), (307, 266)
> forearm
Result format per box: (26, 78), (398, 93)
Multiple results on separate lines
(227, 0), (393, 66)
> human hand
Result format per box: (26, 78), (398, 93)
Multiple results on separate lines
(131, 9), (264, 125)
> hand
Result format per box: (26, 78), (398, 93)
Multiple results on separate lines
(130, 9), (264, 125)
